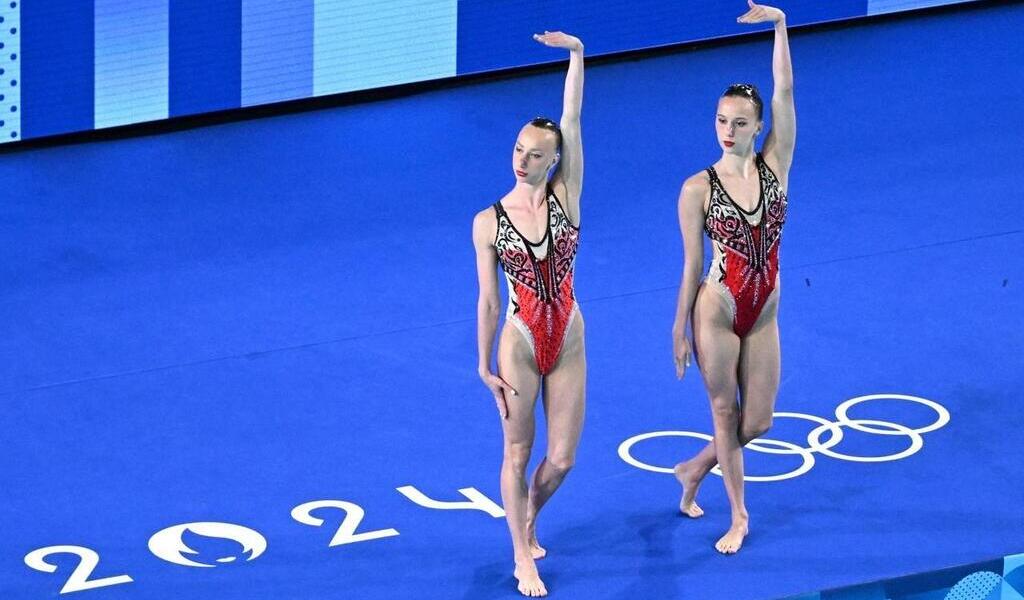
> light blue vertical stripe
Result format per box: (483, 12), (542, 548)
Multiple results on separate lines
(867, 0), (976, 15)
(1006, 553), (1024, 576)
(94, 0), (168, 129)
(0, 0), (21, 143)
(241, 0), (313, 107)
(313, 0), (457, 96)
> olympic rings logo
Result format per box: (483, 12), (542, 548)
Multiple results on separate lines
(617, 394), (950, 482)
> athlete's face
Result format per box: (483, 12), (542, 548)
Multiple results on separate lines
(513, 125), (559, 185)
(716, 96), (762, 155)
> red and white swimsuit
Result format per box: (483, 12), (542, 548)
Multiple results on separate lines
(704, 153), (787, 337)
(493, 188), (580, 375)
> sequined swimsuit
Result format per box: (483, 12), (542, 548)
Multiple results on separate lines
(493, 188), (580, 375)
(703, 153), (787, 337)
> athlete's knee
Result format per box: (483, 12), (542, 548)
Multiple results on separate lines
(740, 418), (772, 443)
(503, 442), (532, 473)
(710, 397), (740, 425)
(546, 452), (575, 476)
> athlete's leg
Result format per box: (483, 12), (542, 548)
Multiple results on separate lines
(526, 311), (585, 560)
(497, 326), (545, 596)
(674, 286), (739, 519)
(680, 287), (749, 552)
(737, 314), (780, 445)
(674, 290), (780, 525)
(713, 306), (782, 553)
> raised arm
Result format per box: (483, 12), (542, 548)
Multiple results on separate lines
(739, 1), (795, 180)
(472, 210), (518, 418)
(534, 31), (584, 224)
(672, 175), (709, 380)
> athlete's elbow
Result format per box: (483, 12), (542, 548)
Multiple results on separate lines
(682, 259), (703, 279)
(560, 114), (581, 131)
(478, 298), (501, 318)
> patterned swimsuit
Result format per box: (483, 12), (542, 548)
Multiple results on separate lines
(493, 188), (580, 375)
(704, 153), (787, 337)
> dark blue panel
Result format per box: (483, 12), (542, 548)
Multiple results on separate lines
(169, 0), (242, 117)
(457, 0), (867, 75)
(20, 0), (94, 140)
(883, 559), (1005, 596)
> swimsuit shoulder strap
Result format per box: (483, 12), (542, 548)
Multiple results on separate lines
(492, 201), (511, 248)
(755, 152), (781, 185)
(705, 166), (727, 209)
(706, 165), (728, 197)
(546, 185), (565, 218)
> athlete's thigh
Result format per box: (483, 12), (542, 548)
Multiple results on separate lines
(497, 324), (543, 446)
(737, 315), (781, 423)
(692, 285), (741, 402)
(540, 314), (586, 457)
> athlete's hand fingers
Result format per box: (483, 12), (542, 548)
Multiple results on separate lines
(533, 31), (558, 45)
(484, 373), (517, 396)
(673, 331), (691, 379)
(738, 2), (762, 22)
(486, 376), (517, 418)
(675, 340), (693, 380)
(495, 376), (518, 397)
(678, 353), (691, 380)
(739, 3), (782, 24)
(533, 31), (582, 50)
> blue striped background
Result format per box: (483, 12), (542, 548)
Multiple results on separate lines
(170, 0), (241, 117)
(8, 0), (979, 144)
(20, 0), (93, 140)
(313, 0), (457, 96)
(241, 0), (313, 107)
(94, 0), (169, 129)
(455, 0), (866, 74)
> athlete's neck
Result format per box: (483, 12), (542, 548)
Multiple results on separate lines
(717, 151), (758, 179)
(511, 180), (549, 209)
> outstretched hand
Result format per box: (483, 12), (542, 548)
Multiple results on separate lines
(533, 31), (583, 52)
(737, 0), (785, 24)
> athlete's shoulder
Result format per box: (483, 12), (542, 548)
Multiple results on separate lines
(474, 204), (497, 220)
(472, 204), (499, 245)
(680, 171), (711, 201)
(473, 205), (498, 228)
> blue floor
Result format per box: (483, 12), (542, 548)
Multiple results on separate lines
(2, 2), (1023, 598)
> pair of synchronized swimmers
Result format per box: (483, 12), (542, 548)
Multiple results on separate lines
(472, 2), (795, 596)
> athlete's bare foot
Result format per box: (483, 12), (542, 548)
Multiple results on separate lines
(525, 518), (547, 559)
(513, 560), (548, 597)
(673, 461), (705, 518)
(527, 535), (547, 560)
(715, 518), (749, 554)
